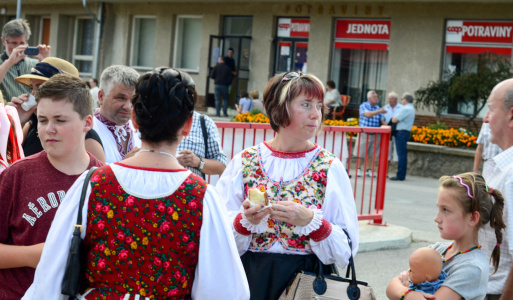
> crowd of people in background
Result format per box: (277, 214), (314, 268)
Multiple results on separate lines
(1, 17), (513, 300)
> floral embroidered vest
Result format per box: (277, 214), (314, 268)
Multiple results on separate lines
(83, 166), (206, 299)
(242, 144), (334, 253)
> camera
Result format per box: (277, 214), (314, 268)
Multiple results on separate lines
(24, 47), (39, 56)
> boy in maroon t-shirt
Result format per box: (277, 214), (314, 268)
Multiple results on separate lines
(0, 74), (104, 299)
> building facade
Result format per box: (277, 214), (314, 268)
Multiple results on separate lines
(2, 0), (513, 127)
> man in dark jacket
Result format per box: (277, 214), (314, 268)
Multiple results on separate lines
(210, 56), (233, 117)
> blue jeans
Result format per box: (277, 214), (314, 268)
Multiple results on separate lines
(214, 84), (229, 116)
(395, 131), (410, 179)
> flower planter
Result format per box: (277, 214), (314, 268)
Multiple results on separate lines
(387, 142), (476, 178)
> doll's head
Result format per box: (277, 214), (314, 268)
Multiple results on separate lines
(408, 247), (443, 284)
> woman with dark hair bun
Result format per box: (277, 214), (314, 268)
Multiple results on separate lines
(24, 68), (250, 299)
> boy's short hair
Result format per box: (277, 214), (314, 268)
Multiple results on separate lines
(35, 74), (93, 119)
(2, 19), (31, 40)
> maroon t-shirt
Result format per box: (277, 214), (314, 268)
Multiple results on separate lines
(0, 151), (103, 299)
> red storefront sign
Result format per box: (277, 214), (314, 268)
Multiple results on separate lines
(335, 19), (391, 40)
(278, 18), (310, 38)
(446, 20), (513, 44)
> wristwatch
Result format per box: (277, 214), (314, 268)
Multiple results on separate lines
(198, 157), (205, 170)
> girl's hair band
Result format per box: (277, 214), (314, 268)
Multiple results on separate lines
(452, 176), (474, 199)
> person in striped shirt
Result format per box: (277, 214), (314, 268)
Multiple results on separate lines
(0, 19), (50, 102)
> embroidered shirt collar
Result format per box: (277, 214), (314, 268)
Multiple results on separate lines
(263, 141), (318, 159)
(94, 110), (134, 158)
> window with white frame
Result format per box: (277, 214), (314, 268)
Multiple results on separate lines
(73, 17), (95, 77)
(174, 16), (203, 72)
(130, 16), (156, 70)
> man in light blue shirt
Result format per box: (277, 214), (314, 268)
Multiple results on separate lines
(390, 93), (415, 181)
(383, 92), (403, 162)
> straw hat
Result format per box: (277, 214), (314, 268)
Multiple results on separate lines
(15, 57), (80, 88)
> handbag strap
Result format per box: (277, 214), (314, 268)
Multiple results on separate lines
(75, 167), (98, 229)
(199, 114), (208, 179)
(342, 229), (359, 286)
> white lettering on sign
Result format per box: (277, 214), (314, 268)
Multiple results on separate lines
(448, 25), (512, 38)
(346, 23), (389, 35)
(291, 22), (310, 32)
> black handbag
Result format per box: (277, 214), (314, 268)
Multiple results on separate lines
(61, 167), (98, 297)
(279, 229), (376, 300)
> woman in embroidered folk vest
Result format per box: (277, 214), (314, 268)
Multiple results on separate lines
(24, 68), (249, 299)
(217, 72), (360, 300)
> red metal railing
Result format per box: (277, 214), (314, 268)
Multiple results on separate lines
(210, 122), (390, 225)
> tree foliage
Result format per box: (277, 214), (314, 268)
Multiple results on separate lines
(415, 52), (513, 131)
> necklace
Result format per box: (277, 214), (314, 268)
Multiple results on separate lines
(135, 149), (178, 162)
(441, 243), (482, 262)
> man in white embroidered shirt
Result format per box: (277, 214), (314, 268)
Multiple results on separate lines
(93, 65), (141, 164)
(478, 78), (513, 300)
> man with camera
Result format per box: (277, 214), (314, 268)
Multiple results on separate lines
(0, 19), (51, 102)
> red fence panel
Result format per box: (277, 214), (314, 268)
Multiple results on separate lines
(210, 122), (390, 224)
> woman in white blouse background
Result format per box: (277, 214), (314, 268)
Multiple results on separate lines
(23, 68), (249, 300)
(216, 72), (359, 300)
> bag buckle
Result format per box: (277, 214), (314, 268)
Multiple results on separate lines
(74, 225), (83, 233)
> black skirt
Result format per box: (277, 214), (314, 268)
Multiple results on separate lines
(241, 251), (335, 300)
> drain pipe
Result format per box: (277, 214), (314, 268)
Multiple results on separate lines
(16, 0), (21, 19)
(82, 0), (103, 78)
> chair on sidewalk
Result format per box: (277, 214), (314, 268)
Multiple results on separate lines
(332, 95), (351, 120)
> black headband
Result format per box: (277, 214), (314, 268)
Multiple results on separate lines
(30, 62), (64, 79)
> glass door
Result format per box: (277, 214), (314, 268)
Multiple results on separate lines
(294, 42), (308, 73)
(205, 35), (224, 107)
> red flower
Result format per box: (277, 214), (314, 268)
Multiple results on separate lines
(117, 232), (125, 240)
(182, 235), (189, 242)
(185, 178), (192, 185)
(97, 220), (105, 230)
(102, 205), (109, 213)
(312, 172), (321, 182)
(154, 257), (162, 266)
(95, 203), (102, 212)
(163, 261), (170, 269)
(256, 237), (264, 244)
(126, 236), (133, 244)
(126, 196), (135, 206)
(288, 239), (298, 247)
(98, 258), (106, 269)
(99, 244), (106, 252)
(179, 184), (185, 190)
(180, 276), (186, 283)
(167, 206), (174, 214)
(160, 221), (171, 232)
(158, 204), (165, 212)
(174, 271), (181, 280)
(91, 174), (101, 183)
(168, 289), (179, 297)
(118, 249), (129, 260)
(256, 168), (262, 175)
(186, 242), (195, 252)
(319, 169), (327, 178)
(188, 201), (197, 210)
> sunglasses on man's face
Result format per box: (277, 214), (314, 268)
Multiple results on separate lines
(280, 71), (303, 83)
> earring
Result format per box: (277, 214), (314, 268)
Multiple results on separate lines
(183, 131), (188, 136)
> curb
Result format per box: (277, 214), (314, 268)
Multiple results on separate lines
(358, 221), (412, 253)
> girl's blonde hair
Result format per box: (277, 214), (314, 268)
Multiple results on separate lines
(439, 172), (506, 272)
(0, 91), (5, 105)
